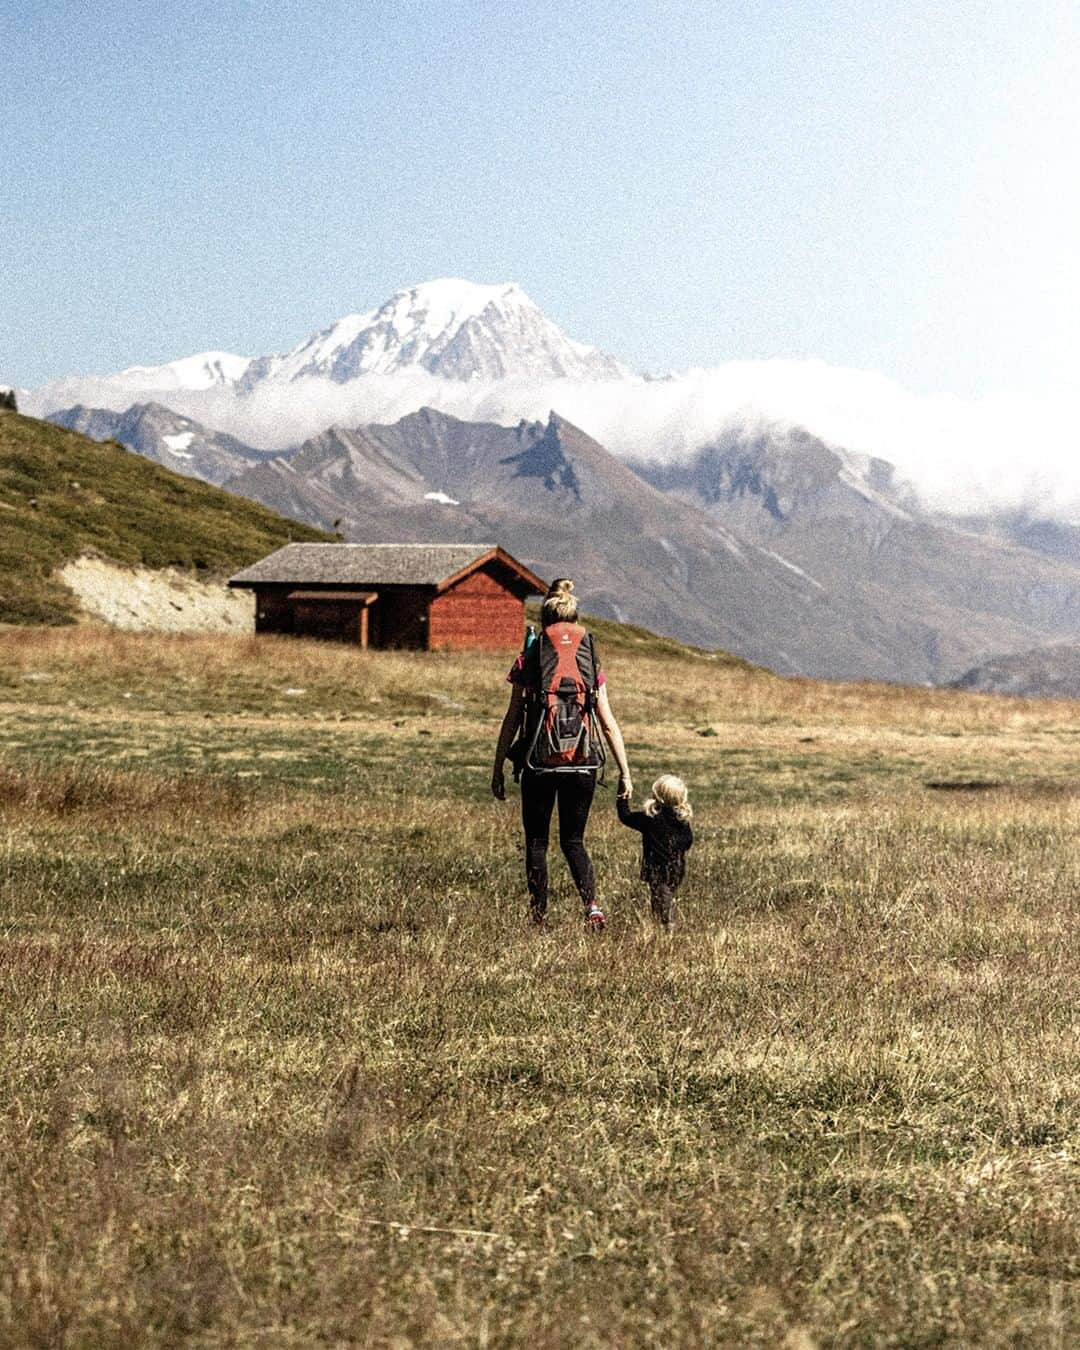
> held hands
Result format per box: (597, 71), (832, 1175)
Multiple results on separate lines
(617, 773), (633, 801)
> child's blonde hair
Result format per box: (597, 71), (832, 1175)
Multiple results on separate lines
(644, 774), (692, 822)
(541, 577), (579, 626)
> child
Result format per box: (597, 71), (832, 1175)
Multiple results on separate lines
(617, 774), (693, 927)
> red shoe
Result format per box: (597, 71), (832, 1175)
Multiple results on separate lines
(585, 904), (606, 930)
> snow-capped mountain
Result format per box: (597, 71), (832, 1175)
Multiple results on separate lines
(30, 351), (254, 419)
(106, 351), (252, 393)
(28, 281), (626, 418)
(238, 280), (626, 388)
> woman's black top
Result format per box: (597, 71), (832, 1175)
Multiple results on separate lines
(617, 799), (693, 886)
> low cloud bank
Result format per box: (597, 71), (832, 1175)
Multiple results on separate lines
(27, 362), (1080, 520)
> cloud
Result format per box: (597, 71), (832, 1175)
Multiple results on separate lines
(26, 361), (1080, 520)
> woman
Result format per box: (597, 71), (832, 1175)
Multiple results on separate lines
(491, 578), (632, 928)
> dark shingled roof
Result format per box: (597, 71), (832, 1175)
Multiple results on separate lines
(229, 543), (541, 590)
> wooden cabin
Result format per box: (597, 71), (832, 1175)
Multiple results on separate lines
(228, 543), (546, 650)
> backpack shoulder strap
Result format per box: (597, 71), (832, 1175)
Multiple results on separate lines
(576, 629), (600, 695)
(521, 631), (543, 694)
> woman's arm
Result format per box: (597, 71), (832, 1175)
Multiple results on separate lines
(491, 684), (525, 800)
(595, 684), (632, 799)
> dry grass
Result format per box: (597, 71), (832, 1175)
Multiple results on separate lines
(0, 629), (1076, 1346)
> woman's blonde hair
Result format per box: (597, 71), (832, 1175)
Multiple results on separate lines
(644, 774), (692, 822)
(541, 577), (579, 626)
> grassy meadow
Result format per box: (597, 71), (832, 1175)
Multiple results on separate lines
(0, 625), (1076, 1347)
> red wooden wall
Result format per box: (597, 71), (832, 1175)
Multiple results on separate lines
(427, 567), (524, 650)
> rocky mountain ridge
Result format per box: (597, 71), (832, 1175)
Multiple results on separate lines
(219, 407), (1080, 683)
(223, 408), (822, 664)
(49, 402), (274, 486)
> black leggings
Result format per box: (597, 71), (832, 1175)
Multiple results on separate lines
(520, 771), (596, 910)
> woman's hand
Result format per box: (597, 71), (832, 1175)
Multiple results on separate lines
(492, 686), (523, 802)
(617, 773), (633, 801)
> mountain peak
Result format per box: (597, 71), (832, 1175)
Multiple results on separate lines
(238, 279), (627, 388)
(387, 278), (531, 321)
(29, 281), (629, 412)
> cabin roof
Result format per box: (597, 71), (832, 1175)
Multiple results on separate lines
(229, 543), (546, 595)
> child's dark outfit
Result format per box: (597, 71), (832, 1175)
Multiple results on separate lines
(617, 797), (693, 925)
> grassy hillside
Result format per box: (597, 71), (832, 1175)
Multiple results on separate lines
(0, 408), (331, 625)
(0, 626), (1076, 1345)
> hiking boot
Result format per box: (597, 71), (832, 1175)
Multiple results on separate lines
(528, 902), (547, 927)
(584, 903), (606, 930)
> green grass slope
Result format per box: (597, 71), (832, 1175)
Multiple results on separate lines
(0, 408), (332, 625)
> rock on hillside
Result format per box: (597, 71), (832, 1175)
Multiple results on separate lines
(58, 556), (256, 634)
(949, 642), (1080, 698)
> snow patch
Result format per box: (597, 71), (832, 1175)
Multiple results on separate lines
(758, 548), (824, 590)
(162, 431), (195, 458)
(424, 490), (460, 506)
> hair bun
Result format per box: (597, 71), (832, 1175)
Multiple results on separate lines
(540, 577), (580, 626)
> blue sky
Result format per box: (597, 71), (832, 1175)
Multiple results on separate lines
(5, 0), (1079, 394)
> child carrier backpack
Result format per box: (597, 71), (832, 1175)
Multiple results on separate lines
(522, 622), (605, 774)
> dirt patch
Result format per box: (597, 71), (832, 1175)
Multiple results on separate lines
(57, 556), (254, 634)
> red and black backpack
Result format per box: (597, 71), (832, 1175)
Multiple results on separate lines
(521, 622), (605, 774)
